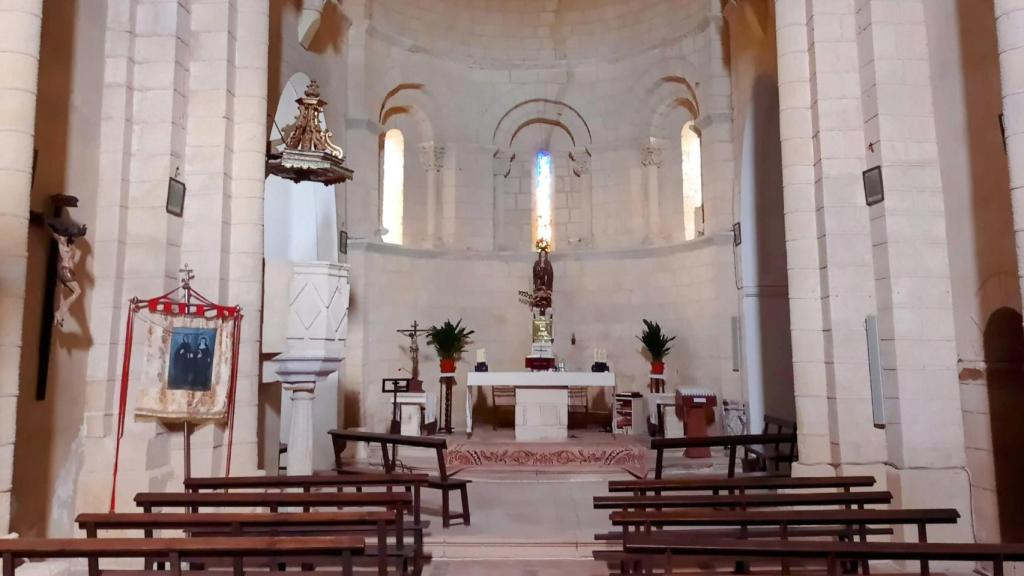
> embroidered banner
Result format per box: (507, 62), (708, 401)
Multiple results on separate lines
(134, 313), (235, 421)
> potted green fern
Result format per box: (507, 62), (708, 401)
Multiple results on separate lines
(426, 319), (475, 373)
(638, 319), (676, 375)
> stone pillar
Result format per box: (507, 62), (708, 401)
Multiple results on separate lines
(419, 142), (445, 247)
(226, 0), (271, 475)
(0, 0), (43, 535)
(641, 141), (664, 244)
(777, 0), (887, 475)
(996, 2), (1024, 309)
(775, 0), (833, 471)
(492, 150), (514, 251)
(856, 0), (970, 536)
(268, 262), (349, 475)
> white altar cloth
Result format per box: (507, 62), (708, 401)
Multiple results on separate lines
(465, 371), (615, 435)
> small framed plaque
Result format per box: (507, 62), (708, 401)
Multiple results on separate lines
(339, 230), (348, 255)
(166, 176), (186, 217)
(863, 165), (884, 206)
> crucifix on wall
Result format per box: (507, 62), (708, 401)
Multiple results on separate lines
(28, 194), (87, 401)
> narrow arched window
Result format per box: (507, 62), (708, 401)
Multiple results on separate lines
(533, 150), (554, 249)
(681, 121), (703, 240)
(381, 128), (405, 245)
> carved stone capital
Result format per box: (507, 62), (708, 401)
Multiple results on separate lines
(570, 149), (591, 176)
(419, 143), (446, 172)
(493, 149), (515, 177)
(641, 144), (664, 168)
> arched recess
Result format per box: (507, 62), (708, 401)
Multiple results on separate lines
(492, 98), (592, 150)
(377, 83), (439, 247)
(260, 72), (341, 475)
(642, 85), (702, 245)
(491, 99), (593, 251)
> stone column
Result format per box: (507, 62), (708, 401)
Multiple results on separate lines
(419, 142), (445, 247)
(0, 0), (43, 536)
(268, 262), (349, 476)
(776, 0), (887, 476)
(775, 0), (832, 471)
(492, 150), (514, 251)
(996, 2), (1024, 309)
(641, 141), (664, 244)
(856, 0), (970, 534)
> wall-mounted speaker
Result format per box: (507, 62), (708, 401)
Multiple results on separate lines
(731, 316), (741, 373)
(865, 315), (886, 429)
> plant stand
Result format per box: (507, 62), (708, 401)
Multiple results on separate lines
(649, 373), (665, 393)
(440, 372), (456, 434)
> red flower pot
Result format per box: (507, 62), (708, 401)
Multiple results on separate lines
(440, 358), (457, 373)
(650, 361), (665, 375)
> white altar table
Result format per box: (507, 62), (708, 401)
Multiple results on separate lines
(466, 372), (616, 440)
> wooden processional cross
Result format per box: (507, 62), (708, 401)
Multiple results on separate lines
(396, 320), (428, 384)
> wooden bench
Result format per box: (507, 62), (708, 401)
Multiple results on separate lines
(77, 511), (406, 576)
(182, 473), (428, 529)
(0, 536), (364, 576)
(651, 432), (798, 478)
(593, 490), (893, 511)
(329, 429), (470, 528)
(135, 491), (412, 515)
(609, 508), (960, 539)
(609, 474), (876, 496)
(619, 537), (1024, 576)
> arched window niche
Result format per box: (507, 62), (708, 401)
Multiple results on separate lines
(381, 128), (405, 245)
(533, 149), (554, 250)
(681, 121), (703, 240)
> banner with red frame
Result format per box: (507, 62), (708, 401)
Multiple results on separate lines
(109, 280), (242, 511)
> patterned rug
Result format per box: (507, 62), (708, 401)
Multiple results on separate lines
(445, 438), (648, 478)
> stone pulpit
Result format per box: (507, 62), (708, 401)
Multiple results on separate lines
(267, 262), (349, 475)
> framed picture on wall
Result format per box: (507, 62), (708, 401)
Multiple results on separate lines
(863, 166), (884, 207)
(339, 230), (349, 255)
(166, 176), (186, 217)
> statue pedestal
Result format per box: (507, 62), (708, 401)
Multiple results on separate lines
(391, 392), (438, 436)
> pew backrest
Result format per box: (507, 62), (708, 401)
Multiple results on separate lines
(0, 536), (364, 576)
(650, 432), (797, 478)
(593, 490), (893, 510)
(328, 429), (454, 481)
(608, 474), (876, 495)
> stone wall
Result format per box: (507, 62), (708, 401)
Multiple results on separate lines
(344, 237), (740, 433)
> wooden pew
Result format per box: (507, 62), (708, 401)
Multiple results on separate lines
(182, 473), (429, 536)
(135, 491), (411, 515)
(609, 474), (876, 496)
(609, 508), (960, 540)
(620, 537), (1024, 576)
(651, 432), (798, 479)
(595, 508), (959, 574)
(135, 491), (412, 555)
(329, 429), (470, 527)
(77, 511), (403, 576)
(593, 490), (893, 511)
(0, 536), (364, 576)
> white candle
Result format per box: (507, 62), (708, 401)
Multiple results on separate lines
(476, 348), (487, 363)
(593, 348), (600, 363)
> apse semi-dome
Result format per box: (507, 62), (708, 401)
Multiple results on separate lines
(369, 0), (709, 66)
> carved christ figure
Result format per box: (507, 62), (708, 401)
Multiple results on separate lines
(532, 249), (553, 316)
(47, 217), (87, 328)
